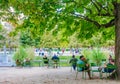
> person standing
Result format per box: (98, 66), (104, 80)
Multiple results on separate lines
(69, 55), (78, 70)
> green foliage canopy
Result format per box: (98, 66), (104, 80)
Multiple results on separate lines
(0, 0), (117, 47)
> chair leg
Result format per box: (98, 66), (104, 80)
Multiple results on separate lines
(70, 66), (72, 72)
(106, 72), (108, 79)
(92, 72), (94, 77)
(115, 73), (117, 80)
(109, 73), (110, 77)
(99, 71), (103, 79)
(75, 71), (78, 80)
(82, 72), (84, 79)
(58, 63), (60, 68)
(85, 72), (87, 79)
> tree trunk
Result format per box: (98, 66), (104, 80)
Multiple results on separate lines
(115, 2), (120, 80)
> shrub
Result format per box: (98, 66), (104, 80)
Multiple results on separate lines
(13, 46), (27, 66)
(81, 49), (91, 60)
(26, 47), (35, 60)
(90, 48), (106, 66)
(81, 48), (107, 66)
(13, 46), (35, 66)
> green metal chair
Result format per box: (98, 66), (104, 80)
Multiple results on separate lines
(23, 60), (31, 67)
(91, 63), (97, 66)
(51, 59), (60, 68)
(43, 59), (49, 67)
(90, 63), (102, 78)
(105, 65), (117, 80)
(102, 59), (106, 62)
(32, 60), (42, 67)
(60, 60), (68, 67)
(75, 64), (87, 79)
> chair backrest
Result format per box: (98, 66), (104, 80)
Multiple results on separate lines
(77, 64), (85, 68)
(90, 63), (97, 67)
(107, 64), (117, 69)
(102, 59), (106, 62)
(53, 59), (59, 63)
(43, 59), (49, 62)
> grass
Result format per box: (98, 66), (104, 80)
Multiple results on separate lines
(31, 56), (80, 67)
(29, 48), (110, 67)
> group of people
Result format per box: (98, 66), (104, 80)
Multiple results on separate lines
(43, 54), (115, 79)
(69, 55), (115, 79)
(69, 55), (92, 79)
(43, 54), (59, 68)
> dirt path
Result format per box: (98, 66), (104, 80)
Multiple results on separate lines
(0, 67), (119, 84)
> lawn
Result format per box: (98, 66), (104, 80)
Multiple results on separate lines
(31, 56), (80, 67)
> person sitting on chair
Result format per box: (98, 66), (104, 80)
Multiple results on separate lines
(77, 55), (92, 79)
(69, 55), (78, 70)
(108, 55), (113, 63)
(51, 54), (59, 68)
(43, 55), (49, 67)
(103, 59), (115, 73)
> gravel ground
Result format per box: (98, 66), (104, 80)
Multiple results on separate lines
(0, 67), (119, 84)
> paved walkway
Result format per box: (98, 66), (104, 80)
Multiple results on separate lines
(0, 67), (119, 84)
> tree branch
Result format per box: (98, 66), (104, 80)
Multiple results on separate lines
(97, 13), (114, 17)
(84, 16), (115, 28)
(79, 15), (101, 28)
(101, 19), (115, 28)
(74, 14), (115, 28)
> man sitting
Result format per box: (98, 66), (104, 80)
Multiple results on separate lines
(51, 54), (59, 68)
(77, 55), (92, 79)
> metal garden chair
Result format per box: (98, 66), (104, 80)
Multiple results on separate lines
(105, 64), (117, 80)
(75, 64), (88, 79)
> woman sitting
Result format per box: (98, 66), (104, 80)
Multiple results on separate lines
(103, 59), (115, 73)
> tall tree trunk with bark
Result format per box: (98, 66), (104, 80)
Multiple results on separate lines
(115, 2), (120, 80)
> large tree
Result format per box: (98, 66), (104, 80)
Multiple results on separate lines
(0, 0), (120, 79)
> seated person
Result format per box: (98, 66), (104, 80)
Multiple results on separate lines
(51, 54), (59, 61)
(51, 54), (59, 68)
(108, 55), (113, 63)
(69, 55), (78, 70)
(77, 55), (92, 79)
(43, 55), (49, 66)
(103, 59), (115, 73)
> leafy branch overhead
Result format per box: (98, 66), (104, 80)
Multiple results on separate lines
(72, 0), (115, 28)
(0, 0), (116, 47)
